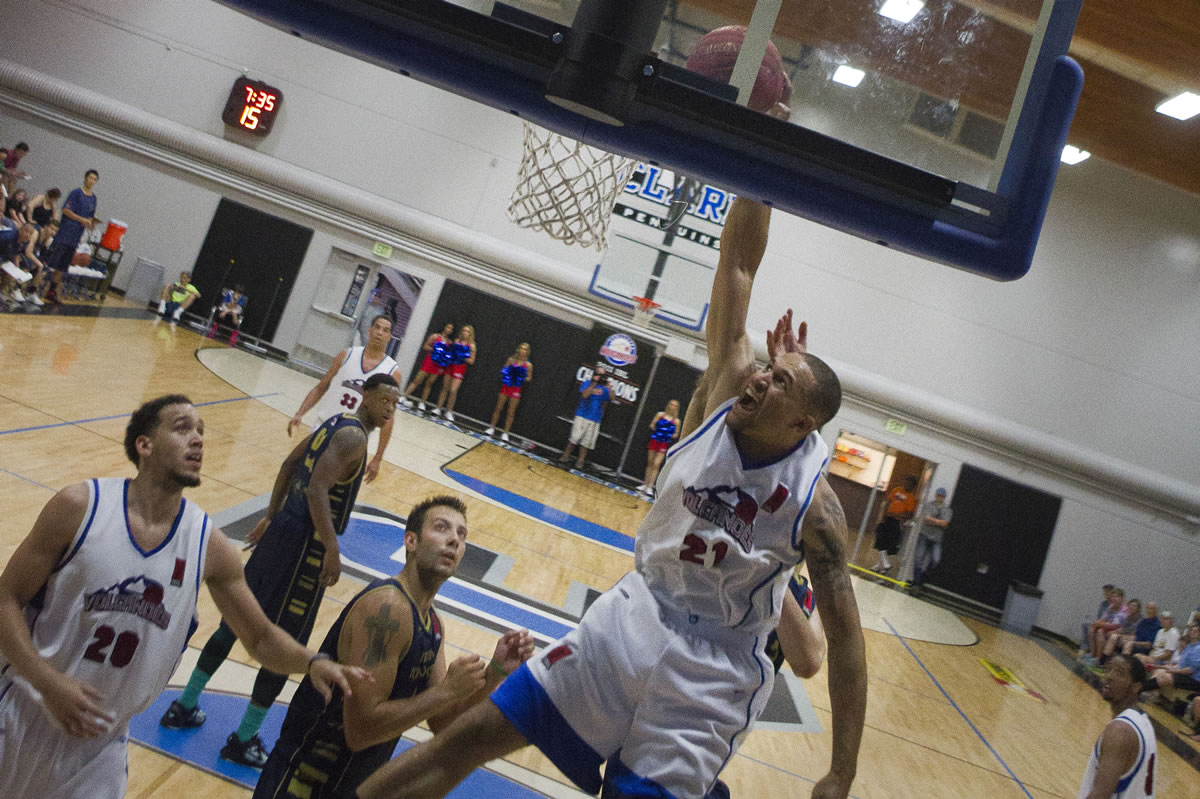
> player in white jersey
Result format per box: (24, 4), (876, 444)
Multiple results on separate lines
(0, 395), (369, 799)
(289, 313), (402, 482)
(1079, 654), (1157, 799)
(359, 108), (867, 799)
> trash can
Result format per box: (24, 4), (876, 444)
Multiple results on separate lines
(1001, 581), (1043, 637)
(124, 257), (165, 307)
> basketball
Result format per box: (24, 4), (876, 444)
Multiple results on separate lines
(685, 26), (788, 112)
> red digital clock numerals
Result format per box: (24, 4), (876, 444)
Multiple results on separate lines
(222, 77), (282, 137)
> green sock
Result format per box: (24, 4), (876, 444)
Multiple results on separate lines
(236, 703), (270, 742)
(177, 668), (213, 710)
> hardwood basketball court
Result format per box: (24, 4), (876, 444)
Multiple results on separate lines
(1, 307), (1197, 798)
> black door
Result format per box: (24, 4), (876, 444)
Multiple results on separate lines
(930, 464), (1062, 609)
(191, 199), (313, 341)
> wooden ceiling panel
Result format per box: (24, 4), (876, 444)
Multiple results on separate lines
(676, 0), (1200, 196)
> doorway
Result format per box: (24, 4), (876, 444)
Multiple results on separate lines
(824, 430), (936, 580)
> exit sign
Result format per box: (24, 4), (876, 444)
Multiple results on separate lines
(886, 418), (908, 435)
(372, 241), (393, 259)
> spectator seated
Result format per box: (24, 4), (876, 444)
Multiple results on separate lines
(206, 284), (248, 346)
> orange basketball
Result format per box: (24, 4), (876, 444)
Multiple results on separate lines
(685, 26), (788, 112)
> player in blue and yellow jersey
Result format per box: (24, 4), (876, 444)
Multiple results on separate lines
(252, 495), (533, 799)
(161, 374), (402, 768)
(485, 343), (533, 443)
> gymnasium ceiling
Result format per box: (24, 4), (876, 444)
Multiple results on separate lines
(508, 0), (1200, 195)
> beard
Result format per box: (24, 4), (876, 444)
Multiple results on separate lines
(169, 468), (202, 488)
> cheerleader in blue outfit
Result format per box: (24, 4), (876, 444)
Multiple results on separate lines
(403, 323), (454, 410)
(636, 398), (680, 496)
(433, 324), (476, 421)
(485, 343), (533, 442)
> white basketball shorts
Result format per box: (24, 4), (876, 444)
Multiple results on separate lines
(0, 684), (129, 799)
(490, 571), (774, 798)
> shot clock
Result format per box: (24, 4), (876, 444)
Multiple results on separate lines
(222, 77), (283, 136)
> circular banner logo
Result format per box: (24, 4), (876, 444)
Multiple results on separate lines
(599, 333), (638, 367)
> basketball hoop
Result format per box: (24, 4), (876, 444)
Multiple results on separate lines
(631, 296), (661, 327)
(507, 122), (636, 251)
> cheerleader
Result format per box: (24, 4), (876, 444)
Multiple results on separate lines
(403, 323), (454, 410)
(636, 399), (680, 496)
(485, 343), (533, 442)
(433, 324), (476, 421)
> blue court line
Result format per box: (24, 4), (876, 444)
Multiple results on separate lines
(445, 468), (635, 553)
(0, 393), (278, 436)
(0, 466), (56, 492)
(339, 517), (576, 641)
(883, 617), (1035, 799)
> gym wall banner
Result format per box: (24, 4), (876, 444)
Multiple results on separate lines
(558, 325), (658, 467)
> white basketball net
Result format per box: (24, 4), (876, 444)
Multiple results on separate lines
(507, 122), (636, 251)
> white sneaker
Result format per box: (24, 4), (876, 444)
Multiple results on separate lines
(30, 294), (44, 306)
(172, 307), (183, 321)
(431, 408), (442, 417)
(635, 484), (647, 493)
(398, 397), (411, 408)
(11, 288), (25, 303)
(417, 402), (426, 412)
(158, 300), (166, 314)
(445, 411), (455, 422)
(484, 427), (495, 436)
(500, 432), (510, 442)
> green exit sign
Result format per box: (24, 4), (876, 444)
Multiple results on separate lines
(885, 418), (908, 435)
(372, 241), (393, 259)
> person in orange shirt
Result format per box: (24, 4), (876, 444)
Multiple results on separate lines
(872, 475), (917, 573)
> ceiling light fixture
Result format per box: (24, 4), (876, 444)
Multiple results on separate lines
(832, 65), (866, 88)
(878, 0), (925, 24)
(1156, 91), (1200, 121)
(1060, 145), (1090, 165)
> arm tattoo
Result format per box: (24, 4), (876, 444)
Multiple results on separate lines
(363, 603), (401, 667)
(807, 488), (853, 595)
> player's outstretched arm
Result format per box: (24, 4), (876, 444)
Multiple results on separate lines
(699, 195), (771, 417)
(1084, 721), (1139, 799)
(0, 483), (116, 737)
(289, 349), (348, 436)
(802, 478), (867, 799)
(365, 366), (404, 483)
(307, 425), (369, 587)
(203, 528), (369, 700)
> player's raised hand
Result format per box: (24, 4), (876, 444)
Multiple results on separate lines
(766, 308), (808, 359)
(41, 671), (114, 738)
(444, 654), (487, 698)
(308, 657), (372, 703)
(242, 516), (270, 551)
(491, 629), (535, 675)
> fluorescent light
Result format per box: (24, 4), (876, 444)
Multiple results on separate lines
(879, 0), (925, 23)
(1156, 91), (1200, 121)
(1060, 145), (1090, 165)
(832, 65), (865, 88)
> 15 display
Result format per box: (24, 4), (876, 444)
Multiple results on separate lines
(221, 77), (283, 136)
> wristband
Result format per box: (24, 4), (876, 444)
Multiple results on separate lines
(788, 573), (815, 619)
(307, 652), (332, 673)
(488, 660), (510, 678)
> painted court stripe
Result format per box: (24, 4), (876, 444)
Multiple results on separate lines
(445, 469), (635, 552)
(883, 617), (1035, 799)
(0, 393), (278, 436)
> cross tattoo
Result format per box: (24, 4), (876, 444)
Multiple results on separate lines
(364, 603), (401, 667)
